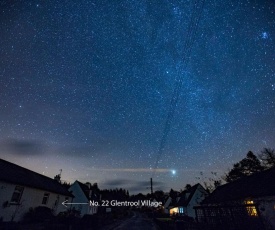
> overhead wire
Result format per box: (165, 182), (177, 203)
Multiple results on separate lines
(152, 0), (205, 178)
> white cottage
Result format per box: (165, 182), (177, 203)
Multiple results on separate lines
(0, 159), (73, 222)
(69, 181), (99, 216)
(198, 167), (275, 230)
(169, 183), (208, 218)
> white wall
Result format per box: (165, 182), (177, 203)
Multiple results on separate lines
(164, 197), (172, 214)
(69, 181), (98, 216)
(186, 185), (208, 218)
(255, 196), (275, 230)
(69, 182), (89, 216)
(0, 181), (72, 222)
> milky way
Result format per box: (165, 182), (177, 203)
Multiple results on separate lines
(0, 0), (274, 193)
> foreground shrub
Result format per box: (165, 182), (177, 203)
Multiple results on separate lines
(22, 206), (54, 223)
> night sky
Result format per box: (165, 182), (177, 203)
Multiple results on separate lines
(0, 0), (274, 194)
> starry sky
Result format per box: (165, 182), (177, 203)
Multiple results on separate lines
(0, 0), (274, 194)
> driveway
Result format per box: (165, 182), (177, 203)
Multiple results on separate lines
(102, 211), (158, 230)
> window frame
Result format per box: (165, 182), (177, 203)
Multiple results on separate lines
(245, 200), (258, 217)
(42, 192), (50, 205)
(10, 186), (24, 204)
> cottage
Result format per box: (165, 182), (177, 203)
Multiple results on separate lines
(196, 167), (275, 230)
(165, 184), (208, 218)
(0, 159), (73, 222)
(69, 181), (99, 216)
(175, 183), (208, 218)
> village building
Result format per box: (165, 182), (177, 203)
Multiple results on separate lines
(69, 180), (99, 216)
(0, 159), (73, 222)
(164, 183), (208, 218)
(195, 167), (275, 230)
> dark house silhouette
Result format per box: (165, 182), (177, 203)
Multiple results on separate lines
(197, 167), (275, 229)
(0, 158), (73, 222)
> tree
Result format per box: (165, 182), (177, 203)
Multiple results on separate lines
(213, 180), (222, 188)
(169, 189), (178, 199)
(259, 148), (275, 169)
(225, 151), (264, 182)
(184, 184), (192, 191)
(154, 190), (164, 199)
(61, 181), (71, 189)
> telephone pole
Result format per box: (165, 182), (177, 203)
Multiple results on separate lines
(150, 178), (153, 194)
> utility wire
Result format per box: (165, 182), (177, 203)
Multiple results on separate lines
(152, 0), (205, 178)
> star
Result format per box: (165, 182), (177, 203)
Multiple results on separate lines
(0, 0), (274, 195)
(261, 32), (268, 39)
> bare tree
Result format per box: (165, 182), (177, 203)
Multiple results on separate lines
(259, 148), (275, 169)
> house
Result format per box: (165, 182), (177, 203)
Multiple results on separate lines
(164, 196), (180, 215)
(69, 181), (99, 216)
(0, 159), (73, 222)
(163, 196), (173, 214)
(196, 167), (275, 230)
(175, 183), (208, 218)
(168, 184), (208, 218)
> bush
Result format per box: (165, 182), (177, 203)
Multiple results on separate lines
(22, 206), (54, 223)
(58, 208), (81, 218)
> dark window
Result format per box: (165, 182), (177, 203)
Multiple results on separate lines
(42, 193), (50, 205)
(11, 186), (24, 203)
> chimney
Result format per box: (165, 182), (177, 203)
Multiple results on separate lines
(54, 174), (61, 183)
(85, 182), (91, 189)
(54, 169), (62, 183)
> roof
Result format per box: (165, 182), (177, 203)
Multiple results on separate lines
(203, 167), (275, 204)
(176, 184), (204, 207)
(0, 158), (73, 197)
(75, 181), (99, 200)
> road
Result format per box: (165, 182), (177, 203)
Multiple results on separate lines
(103, 211), (158, 230)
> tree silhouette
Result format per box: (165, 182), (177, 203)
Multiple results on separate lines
(169, 189), (178, 199)
(184, 184), (192, 191)
(225, 151), (264, 182)
(259, 148), (275, 169)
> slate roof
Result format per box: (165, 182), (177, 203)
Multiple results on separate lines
(175, 183), (207, 207)
(75, 181), (99, 201)
(203, 167), (275, 204)
(177, 184), (201, 207)
(0, 158), (73, 197)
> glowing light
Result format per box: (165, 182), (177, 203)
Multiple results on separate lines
(261, 32), (268, 39)
(245, 200), (258, 216)
(172, 170), (176, 175)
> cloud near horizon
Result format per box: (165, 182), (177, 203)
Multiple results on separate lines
(85, 167), (224, 173)
(0, 138), (45, 156)
(102, 178), (166, 193)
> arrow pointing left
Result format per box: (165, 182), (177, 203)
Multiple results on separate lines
(62, 200), (89, 208)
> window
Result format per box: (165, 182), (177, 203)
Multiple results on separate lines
(54, 195), (60, 206)
(179, 207), (184, 214)
(169, 207), (178, 215)
(245, 200), (258, 216)
(42, 193), (50, 205)
(11, 186), (24, 203)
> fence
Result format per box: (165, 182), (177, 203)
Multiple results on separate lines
(194, 204), (265, 230)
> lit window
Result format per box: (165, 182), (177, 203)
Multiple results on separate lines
(42, 193), (50, 205)
(179, 207), (184, 213)
(245, 200), (258, 216)
(169, 207), (178, 215)
(11, 186), (24, 203)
